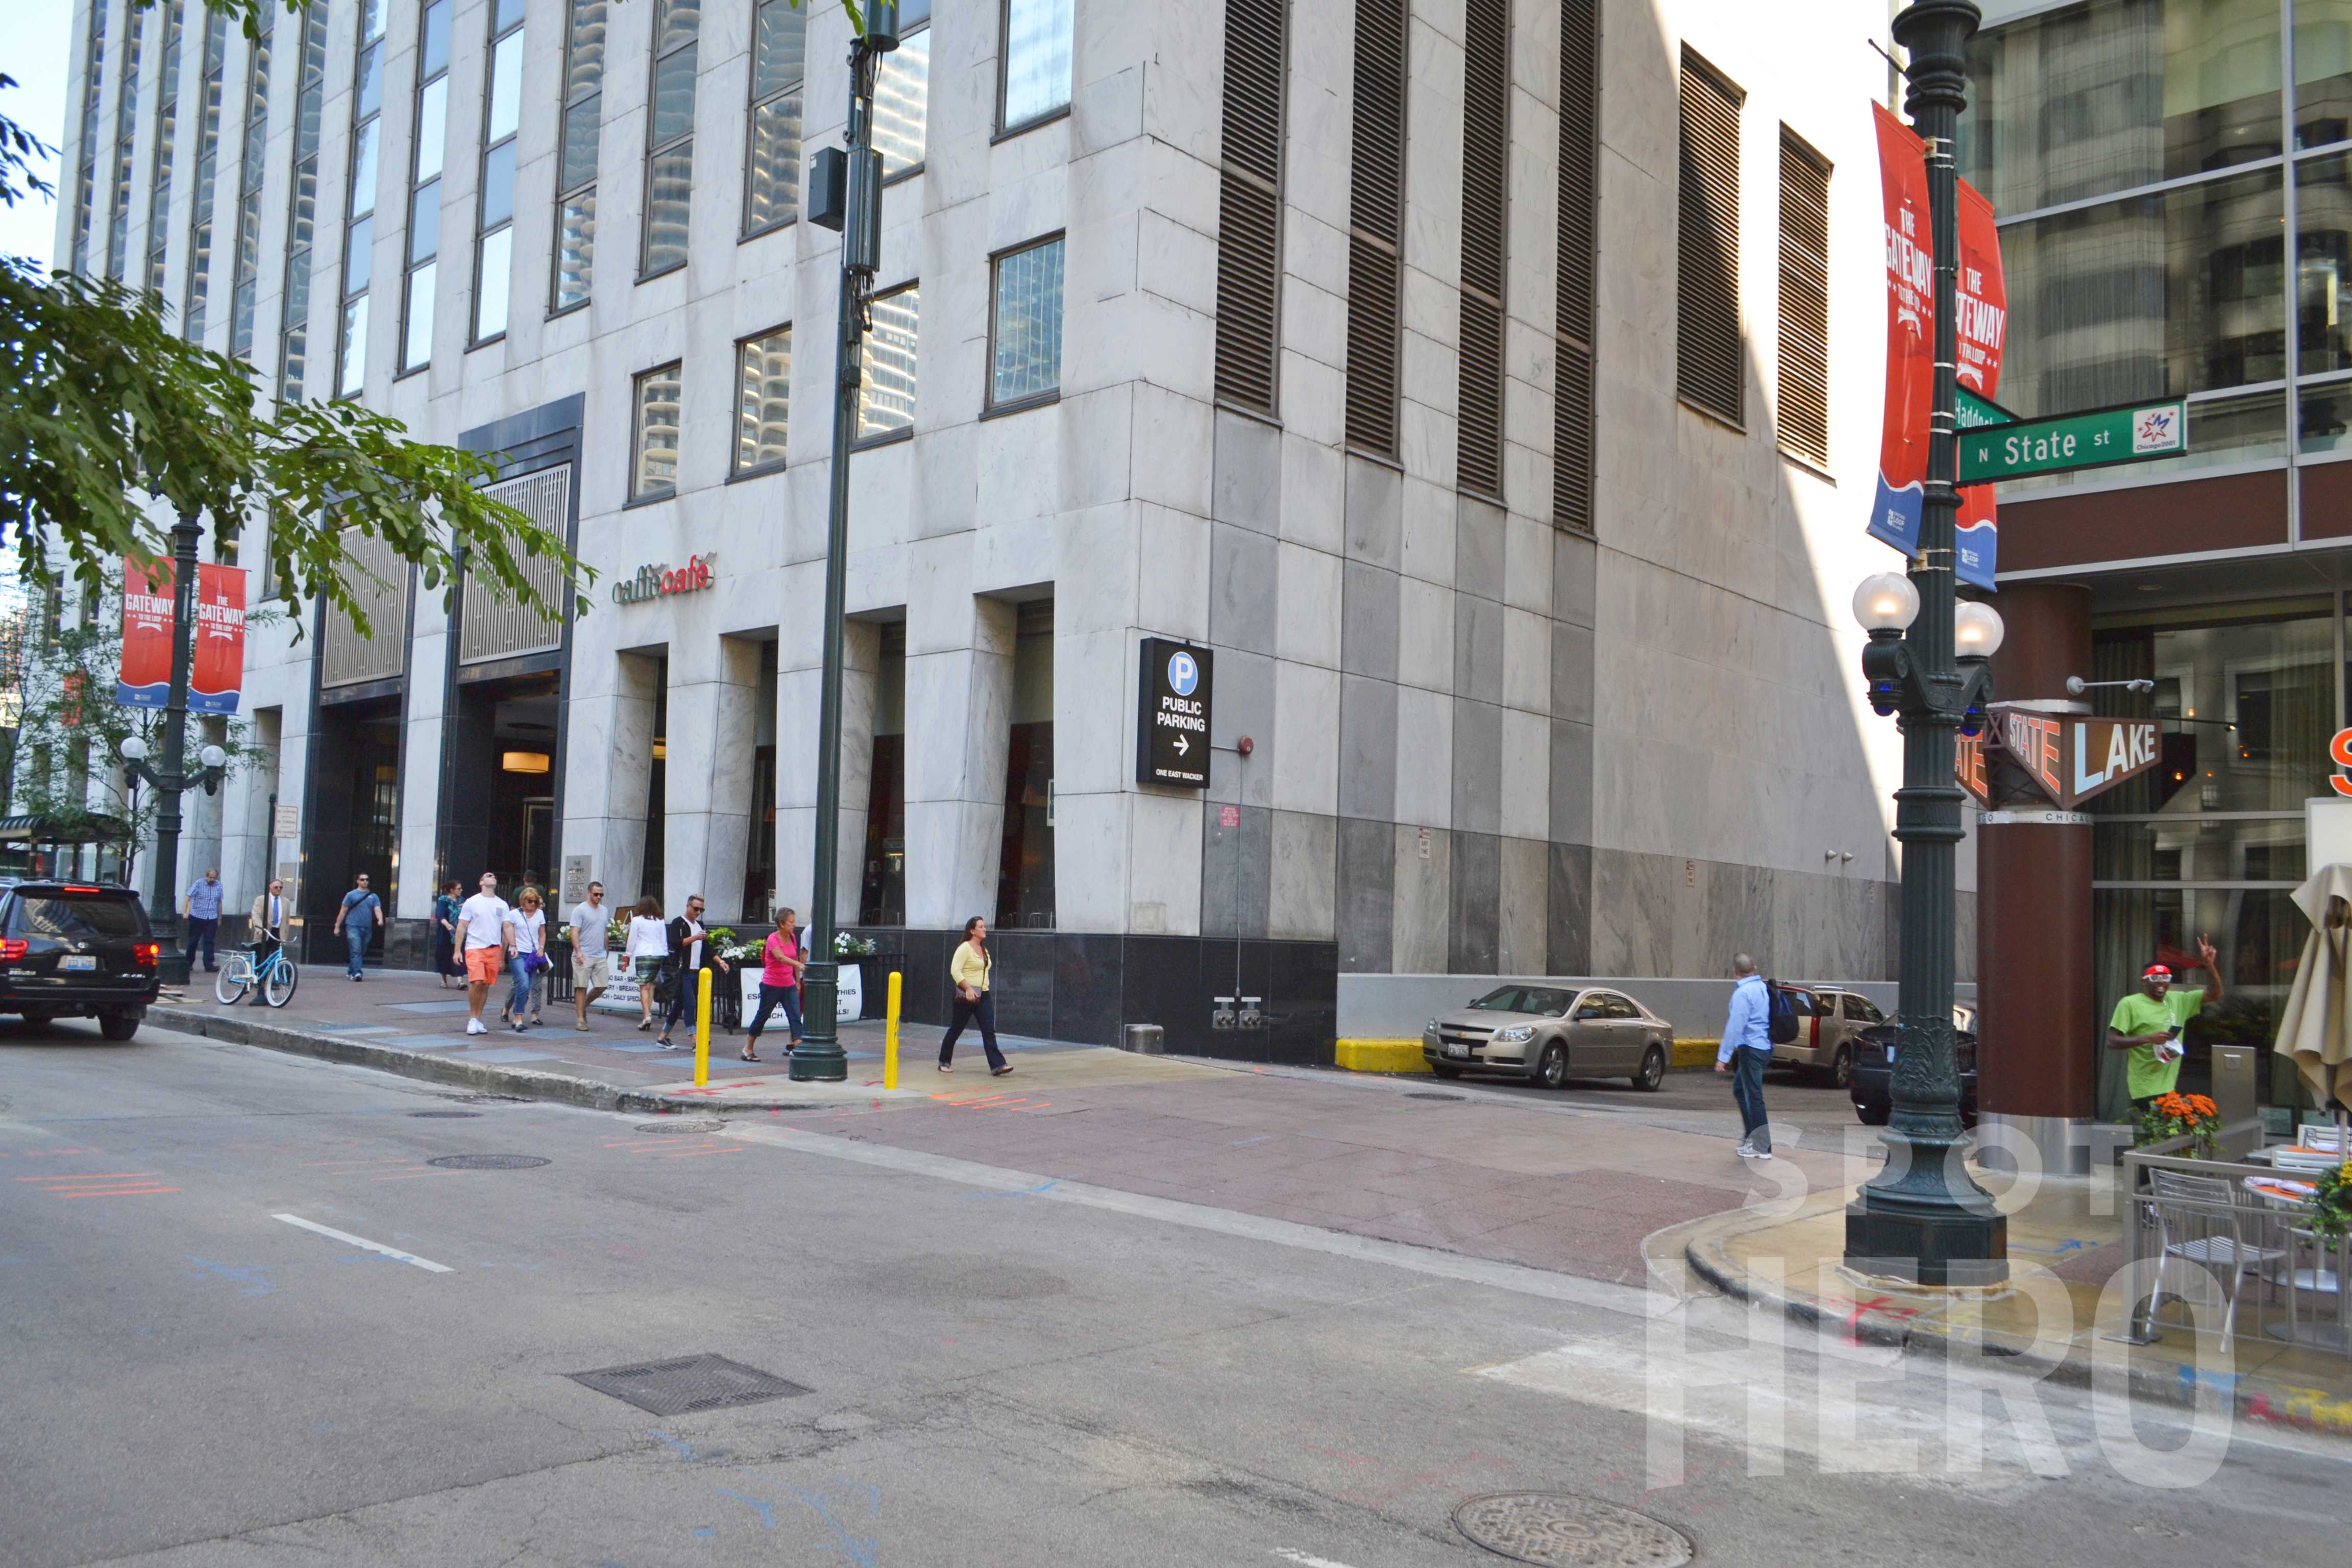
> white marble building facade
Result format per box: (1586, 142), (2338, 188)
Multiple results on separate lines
(55, 0), (1968, 1052)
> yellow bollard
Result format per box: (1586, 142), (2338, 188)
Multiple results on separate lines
(694, 967), (712, 1087)
(885, 969), (902, 1089)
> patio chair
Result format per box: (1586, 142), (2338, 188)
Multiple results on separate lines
(2143, 1169), (2286, 1341)
(2273, 1222), (2350, 1356)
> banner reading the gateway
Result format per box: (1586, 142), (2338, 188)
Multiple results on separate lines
(1868, 104), (2008, 590)
(116, 556), (248, 714)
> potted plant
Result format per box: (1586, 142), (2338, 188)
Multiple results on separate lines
(2306, 1158), (2352, 1242)
(2136, 1092), (2221, 1159)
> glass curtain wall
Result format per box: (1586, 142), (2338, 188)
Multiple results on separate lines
(228, 6), (272, 359)
(473, 0), (524, 340)
(106, 5), (145, 279)
(70, 0), (107, 275)
(2088, 597), (2341, 1116)
(277, 1), (329, 400)
(145, 0), (185, 297)
(339, 0), (388, 397)
(1968, 0), (2352, 484)
(401, 0), (452, 374)
(182, 7), (228, 340)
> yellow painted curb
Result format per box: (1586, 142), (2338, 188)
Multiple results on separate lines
(1334, 1038), (1431, 1074)
(1672, 1038), (1717, 1069)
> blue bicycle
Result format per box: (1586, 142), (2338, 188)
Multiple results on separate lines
(216, 941), (300, 1007)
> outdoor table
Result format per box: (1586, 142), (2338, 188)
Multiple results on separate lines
(2243, 1172), (2348, 1352)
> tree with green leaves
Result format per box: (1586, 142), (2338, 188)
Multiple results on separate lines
(0, 0), (590, 639)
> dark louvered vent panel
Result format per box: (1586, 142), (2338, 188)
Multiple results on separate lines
(1456, 0), (1510, 498)
(1554, 0), (1600, 531)
(1213, 0), (1288, 414)
(1345, 0), (1407, 455)
(1677, 48), (1744, 427)
(1777, 128), (1831, 466)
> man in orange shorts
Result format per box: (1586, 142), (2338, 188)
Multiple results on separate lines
(456, 872), (515, 1037)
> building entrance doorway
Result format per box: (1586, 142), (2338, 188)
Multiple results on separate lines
(441, 671), (562, 897)
(303, 694), (402, 961)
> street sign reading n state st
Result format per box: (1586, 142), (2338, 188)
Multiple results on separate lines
(1137, 638), (1213, 788)
(1958, 400), (2186, 483)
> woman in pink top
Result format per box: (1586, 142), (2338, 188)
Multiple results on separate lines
(743, 907), (806, 1061)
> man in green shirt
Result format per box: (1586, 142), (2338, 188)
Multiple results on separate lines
(2105, 935), (2223, 1109)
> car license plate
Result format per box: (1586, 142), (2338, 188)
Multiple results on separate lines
(60, 955), (95, 971)
(1443, 1042), (1469, 1059)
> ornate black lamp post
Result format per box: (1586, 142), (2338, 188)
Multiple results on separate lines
(117, 508), (228, 988)
(792, 2), (900, 1082)
(1845, 0), (2008, 1286)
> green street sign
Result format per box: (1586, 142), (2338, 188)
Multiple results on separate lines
(1958, 400), (2188, 483)
(1956, 388), (2017, 431)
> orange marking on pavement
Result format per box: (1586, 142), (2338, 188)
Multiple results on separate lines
(659, 1148), (744, 1158)
(18, 1172), (150, 1181)
(52, 1186), (180, 1197)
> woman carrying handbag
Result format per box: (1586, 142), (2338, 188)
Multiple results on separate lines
(937, 915), (1010, 1076)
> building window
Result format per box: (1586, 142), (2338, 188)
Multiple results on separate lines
(401, 0), (453, 374)
(1344, 0), (1406, 457)
(1455, 0), (1509, 499)
(276, 2), (329, 399)
(743, 0), (806, 236)
(988, 236), (1064, 408)
(1677, 47), (1744, 427)
(145, 0), (186, 297)
(733, 325), (791, 474)
(999, 0), (1072, 133)
(1777, 129), (1831, 468)
(338, 0), (389, 397)
(641, 0), (700, 277)
(860, 621), (906, 925)
(872, 0), (929, 179)
(473, 0), (525, 341)
(1211, 0), (1287, 415)
(631, 361), (683, 499)
(552, 0), (606, 311)
(996, 599), (1055, 930)
(1553, 0), (1599, 530)
(106, 4), (146, 279)
(228, 6), (274, 359)
(69, 0), (107, 275)
(182, 8), (229, 341)
(859, 283), (919, 440)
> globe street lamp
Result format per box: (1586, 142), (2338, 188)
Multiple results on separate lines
(115, 509), (229, 987)
(1845, 0), (2010, 1287)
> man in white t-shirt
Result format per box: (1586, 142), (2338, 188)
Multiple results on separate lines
(456, 872), (514, 1036)
(569, 881), (611, 1032)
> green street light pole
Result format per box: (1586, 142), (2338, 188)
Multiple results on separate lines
(792, 2), (899, 1082)
(1845, 0), (2008, 1286)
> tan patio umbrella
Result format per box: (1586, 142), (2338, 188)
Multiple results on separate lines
(2275, 862), (2352, 1110)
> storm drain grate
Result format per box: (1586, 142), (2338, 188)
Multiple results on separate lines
(427, 1154), (551, 1170)
(1406, 1092), (1466, 1101)
(1454, 1494), (1692, 1567)
(569, 1354), (811, 1417)
(635, 1119), (726, 1134)
(409, 1111), (482, 1118)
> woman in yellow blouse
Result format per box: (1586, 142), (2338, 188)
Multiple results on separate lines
(938, 915), (1011, 1075)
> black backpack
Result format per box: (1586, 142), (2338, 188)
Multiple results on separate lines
(1764, 979), (1798, 1045)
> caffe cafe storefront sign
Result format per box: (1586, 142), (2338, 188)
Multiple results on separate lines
(612, 553), (716, 606)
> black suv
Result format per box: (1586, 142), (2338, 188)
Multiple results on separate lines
(0, 881), (162, 1040)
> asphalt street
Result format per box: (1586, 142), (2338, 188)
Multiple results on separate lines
(4, 1019), (2346, 1568)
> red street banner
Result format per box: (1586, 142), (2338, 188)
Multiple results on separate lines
(116, 557), (247, 715)
(116, 557), (174, 709)
(1868, 105), (2008, 592)
(192, 562), (247, 715)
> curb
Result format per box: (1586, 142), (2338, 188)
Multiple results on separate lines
(140, 1007), (898, 1115)
(1682, 1209), (2352, 1438)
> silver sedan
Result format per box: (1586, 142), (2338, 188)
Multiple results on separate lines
(1421, 984), (1673, 1091)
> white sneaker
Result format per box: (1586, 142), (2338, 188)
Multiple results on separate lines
(465, 1019), (486, 1036)
(1735, 1141), (1755, 1159)
(1750, 1147), (1773, 1161)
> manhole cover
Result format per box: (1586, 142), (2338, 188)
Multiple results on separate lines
(570, 1354), (810, 1417)
(1407, 1092), (1466, 1101)
(635, 1119), (725, 1134)
(427, 1154), (551, 1170)
(409, 1110), (482, 1118)
(1453, 1494), (1693, 1567)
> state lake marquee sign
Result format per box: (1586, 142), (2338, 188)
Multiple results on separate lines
(1955, 703), (2161, 810)
(612, 552), (717, 606)
(1137, 637), (1213, 788)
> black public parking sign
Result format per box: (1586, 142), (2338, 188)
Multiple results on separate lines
(1137, 638), (1213, 788)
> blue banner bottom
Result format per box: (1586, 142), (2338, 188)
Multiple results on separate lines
(1870, 473), (1997, 591)
(114, 681), (239, 715)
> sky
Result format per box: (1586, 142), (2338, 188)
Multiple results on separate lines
(2, 2), (76, 273)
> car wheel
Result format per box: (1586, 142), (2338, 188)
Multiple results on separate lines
(1536, 1040), (1570, 1090)
(1854, 1099), (1891, 1126)
(97, 1009), (140, 1042)
(1633, 1043), (1667, 1092)
(1430, 1063), (1463, 1080)
(1829, 1045), (1853, 1091)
